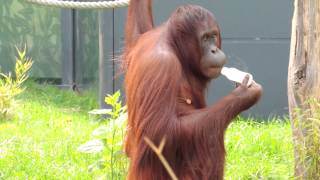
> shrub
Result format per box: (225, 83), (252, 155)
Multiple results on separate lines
(0, 46), (33, 119)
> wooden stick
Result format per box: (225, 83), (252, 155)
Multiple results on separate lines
(144, 137), (178, 180)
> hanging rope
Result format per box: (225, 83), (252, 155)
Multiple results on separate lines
(26, 0), (130, 9)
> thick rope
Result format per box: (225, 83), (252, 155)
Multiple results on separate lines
(26, 0), (129, 9)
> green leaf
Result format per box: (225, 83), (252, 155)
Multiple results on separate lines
(77, 139), (105, 154)
(88, 109), (111, 115)
(15, 46), (26, 60)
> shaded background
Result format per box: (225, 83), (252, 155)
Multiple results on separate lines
(0, 0), (293, 117)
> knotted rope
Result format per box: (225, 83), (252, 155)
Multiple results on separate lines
(26, 0), (129, 9)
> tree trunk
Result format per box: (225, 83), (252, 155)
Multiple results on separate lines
(288, 0), (320, 178)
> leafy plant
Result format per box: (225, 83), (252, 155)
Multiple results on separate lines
(0, 46), (33, 119)
(78, 90), (127, 179)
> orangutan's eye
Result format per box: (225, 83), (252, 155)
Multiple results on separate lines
(203, 34), (210, 41)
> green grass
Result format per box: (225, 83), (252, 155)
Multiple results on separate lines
(225, 118), (294, 179)
(0, 82), (294, 179)
(0, 82), (102, 179)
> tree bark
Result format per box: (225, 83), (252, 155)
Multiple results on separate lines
(288, 0), (320, 178)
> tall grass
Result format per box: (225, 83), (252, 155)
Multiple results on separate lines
(292, 98), (320, 179)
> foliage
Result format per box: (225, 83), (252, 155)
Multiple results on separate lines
(0, 1), (100, 82)
(292, 98), (320, 179)
(78, 90), (128, 179)
(0, 46), (33, 119)
(0, 0), (61, 78)
(76, 10), (99, 83)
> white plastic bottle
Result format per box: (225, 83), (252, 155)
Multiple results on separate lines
(221, 67), (253, 87)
